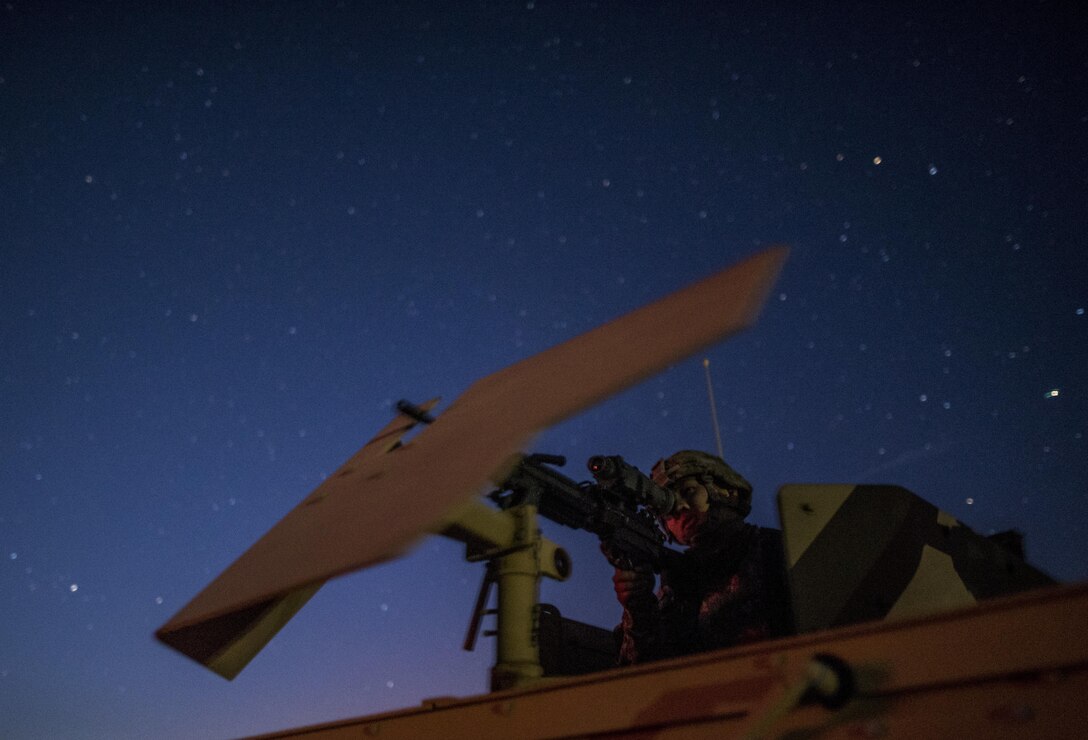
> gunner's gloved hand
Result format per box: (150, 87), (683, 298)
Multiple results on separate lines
(611, 564), (656, 609)
(599, 542), (656, 609)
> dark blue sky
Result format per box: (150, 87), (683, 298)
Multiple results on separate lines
(3, 2), (1086, 737)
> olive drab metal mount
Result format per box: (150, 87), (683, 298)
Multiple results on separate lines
(397, 399), (572, 691)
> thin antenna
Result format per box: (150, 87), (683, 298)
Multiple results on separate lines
(703, 358), (724, 459)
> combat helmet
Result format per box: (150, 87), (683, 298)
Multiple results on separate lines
(650, 449), (753, 518)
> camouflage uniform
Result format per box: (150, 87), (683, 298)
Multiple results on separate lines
(616, 451), (792, 664)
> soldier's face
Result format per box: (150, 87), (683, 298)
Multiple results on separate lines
(663, 476), (711, 545)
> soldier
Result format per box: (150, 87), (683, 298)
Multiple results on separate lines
(610, 450), (792, 664)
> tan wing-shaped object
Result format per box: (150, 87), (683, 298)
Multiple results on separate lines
(155, 398), (440, 678)
(156, 246), (789, 676)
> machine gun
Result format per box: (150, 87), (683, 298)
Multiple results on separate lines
(396, 400), (675, 571)
(492, 453), (675, 571)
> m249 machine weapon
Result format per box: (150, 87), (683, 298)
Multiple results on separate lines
(496, 453), (676, 571)
(398, 398), (675, 570)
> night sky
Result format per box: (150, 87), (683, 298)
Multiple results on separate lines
(3, 2), (1087, 738)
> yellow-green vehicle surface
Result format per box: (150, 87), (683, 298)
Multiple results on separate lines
(254, 581), (1088, 739)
